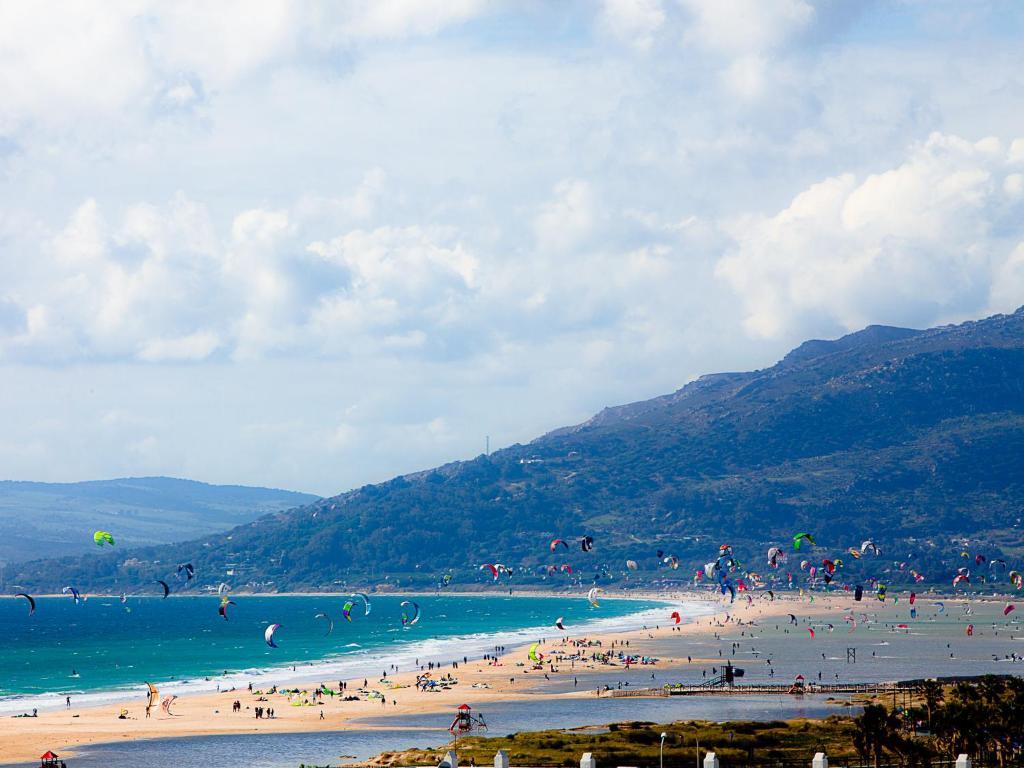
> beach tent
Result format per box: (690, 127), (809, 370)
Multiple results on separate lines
(40, 752), (61, 767)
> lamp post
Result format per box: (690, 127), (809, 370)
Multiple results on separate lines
(660, 733), (667, 768)
(695, 737), (700, 768)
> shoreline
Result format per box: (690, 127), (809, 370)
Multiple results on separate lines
(0, 591), (1002, 765)
(0, 592), (685, 715)
(0, 592), (736, 764)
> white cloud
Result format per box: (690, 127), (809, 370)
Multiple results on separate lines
(676, 0), (814, 56)
(333, 0), (490, 40)
(533, 180), (596, 253)
(716, 133), (1024, 338)
(0, 194), (222, 362)
(0, 1), (492, 132)
(0, 2), (1023, 493)
(0, 3), (149, 130)
(138, 331), (221, 362)
(722, 55), (767, 99)
(599, 0), (666, 51)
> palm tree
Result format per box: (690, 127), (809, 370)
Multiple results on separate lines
(918, 680), (942, 733)
(855, 704), (896, 768)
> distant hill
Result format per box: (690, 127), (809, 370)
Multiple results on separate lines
(0, 477), (318, 565)
(12, 308), (1024, 593)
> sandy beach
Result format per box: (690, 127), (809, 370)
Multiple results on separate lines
(0, 591), (914, 765)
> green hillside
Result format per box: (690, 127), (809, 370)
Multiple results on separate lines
(12, 309), (1024, 593)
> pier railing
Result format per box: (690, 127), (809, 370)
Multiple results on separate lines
(608, 680), (908, 697)
(444, 749), (988, 768)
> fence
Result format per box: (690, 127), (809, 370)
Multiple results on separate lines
(433, 750), (982, 768)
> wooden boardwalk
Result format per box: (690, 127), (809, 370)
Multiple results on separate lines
(608, 681), (905, 698)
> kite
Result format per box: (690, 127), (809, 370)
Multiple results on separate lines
(218, 598), (235, 620)
(15, 592), (35, 615)
(793, 532), (816, 550)
(265, 623), (281, 647)
(401, 600), (420, 626)
(161, 695), (177, 715)
(93, 531), (115, 547)
(156, 580), (170, 599)
(351, 593), (371, 615)
(315, 612), (334, 635)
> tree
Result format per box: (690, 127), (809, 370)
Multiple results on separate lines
(854, 704), (898, 768)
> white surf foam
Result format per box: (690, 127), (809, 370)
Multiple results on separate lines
(0, 600), (713, 715)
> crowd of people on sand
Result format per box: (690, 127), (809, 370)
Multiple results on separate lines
(35, 602), (936, 725)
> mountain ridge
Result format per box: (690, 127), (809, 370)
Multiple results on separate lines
(10, 308), (1024, 593)
(0, 476), (318, 565)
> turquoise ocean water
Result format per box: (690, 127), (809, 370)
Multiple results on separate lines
(0, 593), (675, 712)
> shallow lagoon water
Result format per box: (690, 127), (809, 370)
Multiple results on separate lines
(624, 599), (1024, 686)
(354, 694), (855, 732)
(6, 697), (853, 768)
(8, 729), (450, 768)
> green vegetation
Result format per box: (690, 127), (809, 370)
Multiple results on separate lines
(383, 718), (859, 768)
(370, 678), (1024, 768)
(12, 308), (1024, 593)
(857, 676), (1024, 768)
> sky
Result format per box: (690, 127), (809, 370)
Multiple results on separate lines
(1, 0), (1023, 496)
